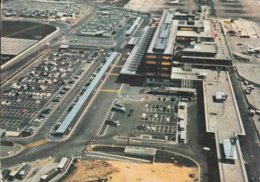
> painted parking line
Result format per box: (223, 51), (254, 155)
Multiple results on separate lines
(109, 73), (120, 76)
(113, 65), (124, 68)
(99, 89), (119, 93)
(23, 138), (49, 149)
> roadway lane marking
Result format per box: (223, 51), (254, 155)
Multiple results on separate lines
(99, 89), (119, 93)
(98, 124), (109, 137)
(23, 138), (49, 149)
(109, 73), (120, 76)
(63, 54), (122, 140)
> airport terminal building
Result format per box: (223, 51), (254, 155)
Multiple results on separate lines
(120, 8), (232, 85)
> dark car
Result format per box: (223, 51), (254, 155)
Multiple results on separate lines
(105, 119), (120, 127)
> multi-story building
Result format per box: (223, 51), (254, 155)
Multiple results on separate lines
(120, 8), (231, 85)
(145, 10), (177, 83)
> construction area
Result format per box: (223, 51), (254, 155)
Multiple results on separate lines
(65, 160), (198, 182)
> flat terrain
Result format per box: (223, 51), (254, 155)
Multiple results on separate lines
(124, 0), (198, 13)
(65, 160), (198, 182)
(124, 0), (166, 12)
(1, 21), (56, 39)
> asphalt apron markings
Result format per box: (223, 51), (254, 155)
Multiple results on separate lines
(99, 89), (120, 93)
(109, 73), (120, 76)
(113, 65), (124, 68)
(23, 138), (49, 149)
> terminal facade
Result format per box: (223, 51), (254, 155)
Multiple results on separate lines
(120, 8), (231, 86)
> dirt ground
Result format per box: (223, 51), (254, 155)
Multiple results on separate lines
(65, 160), (198, 182)
(123, 0), (166, 12)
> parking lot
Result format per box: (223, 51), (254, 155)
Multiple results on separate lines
(99, 94), (183, 142)
(2, 0), (88, 23)
(77, 8), (139, 37)
(0, 47), (99, 135)
(134, 95), (180, 141)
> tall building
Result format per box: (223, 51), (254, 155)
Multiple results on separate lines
(145, 10), (177, 82)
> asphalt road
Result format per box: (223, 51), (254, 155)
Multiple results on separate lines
(0, 6), (213, 182)
(229, 69), (260, 182)
(1, 52), (123, 167)
(1, 54), (210, 182)
(1, 55), (211, 182)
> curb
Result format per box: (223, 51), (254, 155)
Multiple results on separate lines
(0, 143), (24, 160)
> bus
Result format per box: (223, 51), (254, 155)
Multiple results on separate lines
(179, 131), (186, 143)
(57, 157), (69, 171)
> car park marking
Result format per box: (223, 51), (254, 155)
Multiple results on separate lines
(99, 89), (119, 93)
(109, 73), (120, 76)
(1, 47), (93, 133)
(23, 138), (49, 149)
(113, 64), (124, 68)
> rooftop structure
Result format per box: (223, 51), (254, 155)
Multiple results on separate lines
(124, 146), (157, 157)
(125, 17), (142, 36)
(55, 52), (119, 135)
(170, 68), (248, 182)
(202, 70), (247, 182)
(223, 138), (238, 160)
(147, 10), (177, 55)
(127, 37), (139, 46)
(182, 42), (217, 54)
(120, 27), (154, 76)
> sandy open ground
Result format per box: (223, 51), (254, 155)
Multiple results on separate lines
(124, 0), (166, 12)
(65, 160), (198, 182)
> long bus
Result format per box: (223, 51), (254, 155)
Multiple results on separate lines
(179, 131), (186, 143)
(57, 157), (69, 171)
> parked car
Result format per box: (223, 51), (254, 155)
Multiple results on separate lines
(106, 119), (120, 127)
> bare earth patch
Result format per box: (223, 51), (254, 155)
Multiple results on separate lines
(124, 0), (166, 12)
(65, 160), (198, 182)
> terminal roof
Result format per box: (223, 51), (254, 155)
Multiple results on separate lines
(121, 27), (154, 75)
(55, 52), (119, 134)
(147, 10), (177, 55)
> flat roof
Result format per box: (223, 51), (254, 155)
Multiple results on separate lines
(125, 17), (142, 35)
(182, 43), (217, 54)
(171, 68), (248, 182)
(127, 37), (139, 45)
(202, 70), (247, 182)
(1, 37), (38, 55)
(171, 67), (199, 80)
(55, 52), (119, 134)
(147, 10), (177, 55)
(176, 19), (211, 37)
(149, 87), (196, 95)
(203, 70), (244, 139)
(176, 30), (212, 38)
(124, 146), (156, 156)
(121, 27), (154, 76)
